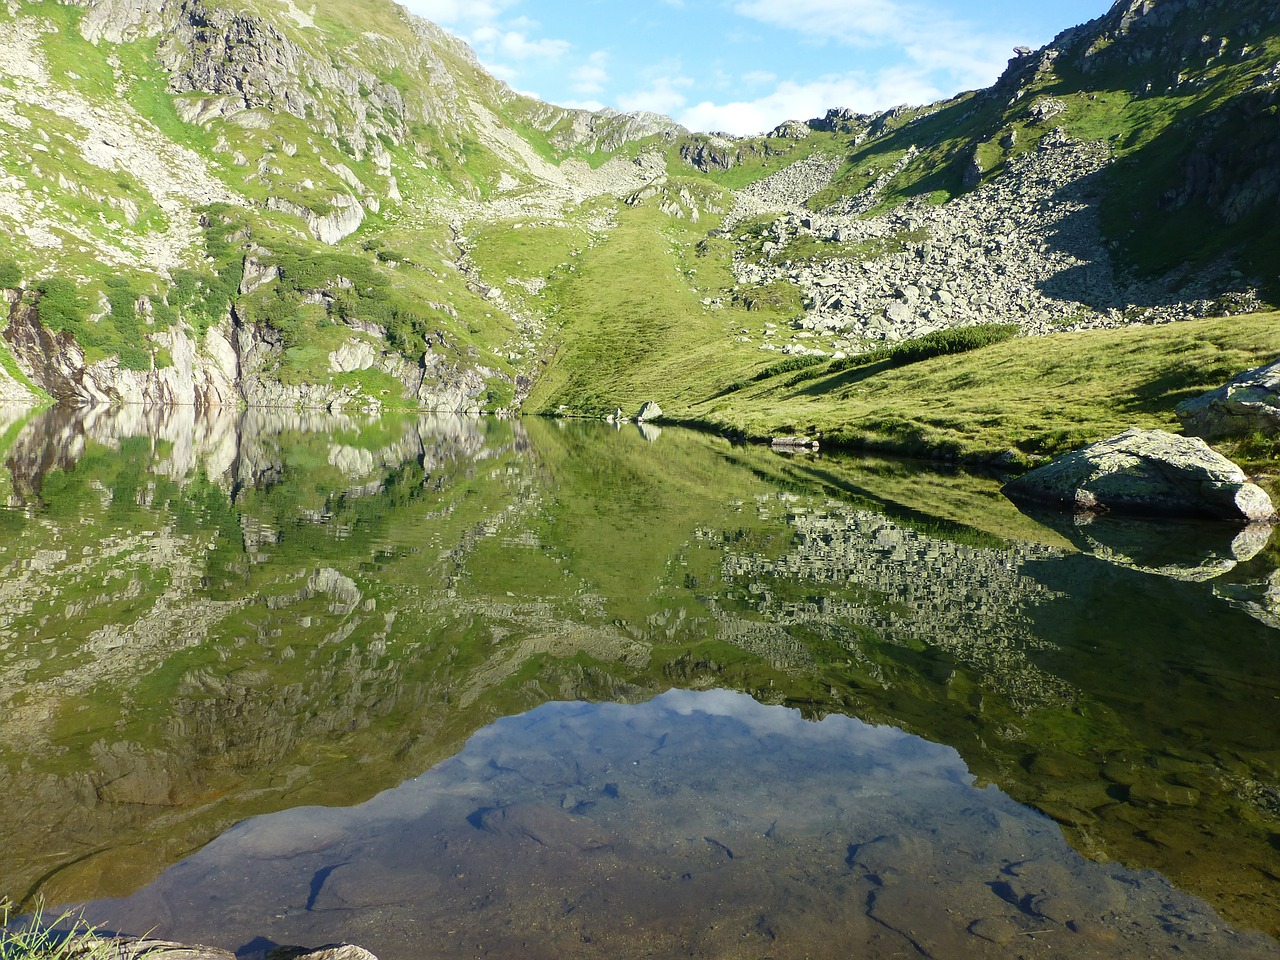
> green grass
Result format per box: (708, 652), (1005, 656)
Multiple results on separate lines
(523, 205), (782, 415)
(680, 313), (1280, 468)
(731, 278), (805, 315)
(467, 220), (585, 285)
(0, 901), (116, 960)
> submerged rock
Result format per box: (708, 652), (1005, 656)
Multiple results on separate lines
(80, 939), (236, 959)
(270, 946), (380, 960)
(1176, 358), (1280, 440)
(67, 940), (379, 960)
(1002, 428), (1276, 522)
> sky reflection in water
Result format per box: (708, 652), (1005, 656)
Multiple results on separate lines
(78, 690), (1276, 960)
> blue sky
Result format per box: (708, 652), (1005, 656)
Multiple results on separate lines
(400, 0), (1113, 135)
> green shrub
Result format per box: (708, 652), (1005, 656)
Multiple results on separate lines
(831, 323), (1020, 374)
(117, 344), (151, 371)
(0, 259), (22, 288)
(104, 275), (137, 324)
(752, 354), (826, 380)
(35, 277), (89, 332)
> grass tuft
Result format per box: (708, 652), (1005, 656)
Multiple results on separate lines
(0, 900), (116, 960)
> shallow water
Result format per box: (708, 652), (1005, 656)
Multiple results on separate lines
(75, 691), (1276, 959)
(0, 405), (1277, 955)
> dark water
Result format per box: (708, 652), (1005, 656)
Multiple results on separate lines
(0, 405), (1277, 957)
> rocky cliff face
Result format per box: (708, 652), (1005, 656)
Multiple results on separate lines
(5, 295), (239, 406)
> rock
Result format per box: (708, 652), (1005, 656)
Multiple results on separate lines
(265, 195), (365, 245)
(240, 254), (280, 295)
(771, 436), (820, 451)
(3, 298), (240, 407)
(884, 301), (913, 324)
(63, 937), (237, 959)
(962, 149), (984, 189)
(62, 940), (379, 960)
(768, 120), (811, 140)
(636, 401), (663, 421)
(269, 946), (380, 960)
(1028, 97), (1068, 123)
(329, 339), (381, 373)
(1003, 428), (1276, 522)
(1176, 358), (1280, 439)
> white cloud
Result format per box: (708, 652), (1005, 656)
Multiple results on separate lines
(734, 0), (908, 44)
(497, 30), (571, 59)
(676, 71), (945, 136)
(741, 69), (778, 87)
(402, 0), (517, 27)
(571, 51), (610, 95)
(733, 0), (1014, 90)
(617, 73), (695, 116)
(559, 98), (607, 112)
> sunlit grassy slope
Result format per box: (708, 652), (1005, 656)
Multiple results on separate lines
(692, 313), (1280, 464)
(521, 202), (782, 416)
(531, 290), (1278, 469)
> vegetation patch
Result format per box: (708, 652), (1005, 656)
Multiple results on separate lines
(731, 279), (804, 315)
(0, 260), (22, 288)
(0, 900), (114, 960)
(828, 323), (1021, 374)
(678, 314), (1280, 467)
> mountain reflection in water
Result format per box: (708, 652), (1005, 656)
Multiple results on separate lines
(77, 691), (1277, 960)
(0, 404), (1276, 950)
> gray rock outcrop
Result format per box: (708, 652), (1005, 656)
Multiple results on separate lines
(636, 401), (663, 421)
(266, 195), (365, 245)
(48, 938), (379, 960)
(1003, 428), (1276, 522)
(1176, 358), (1280, 439)
(3, 298), (239, 407)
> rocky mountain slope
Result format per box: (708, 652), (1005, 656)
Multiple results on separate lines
(0, 0), (1276, 421)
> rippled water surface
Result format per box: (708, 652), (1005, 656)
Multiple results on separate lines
(0, 405), (1277, 957)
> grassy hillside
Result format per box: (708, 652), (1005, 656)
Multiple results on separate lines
(529, 308), (1280, 472)
(522, 200), (778, 415)
(693, 314), (1279, 465)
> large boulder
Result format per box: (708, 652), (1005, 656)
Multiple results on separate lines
(1002, 428), (1276, 522)
(1177, 358), (1280, 440)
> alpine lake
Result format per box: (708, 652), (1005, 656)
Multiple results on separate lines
(1, 405), (1277, 959)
